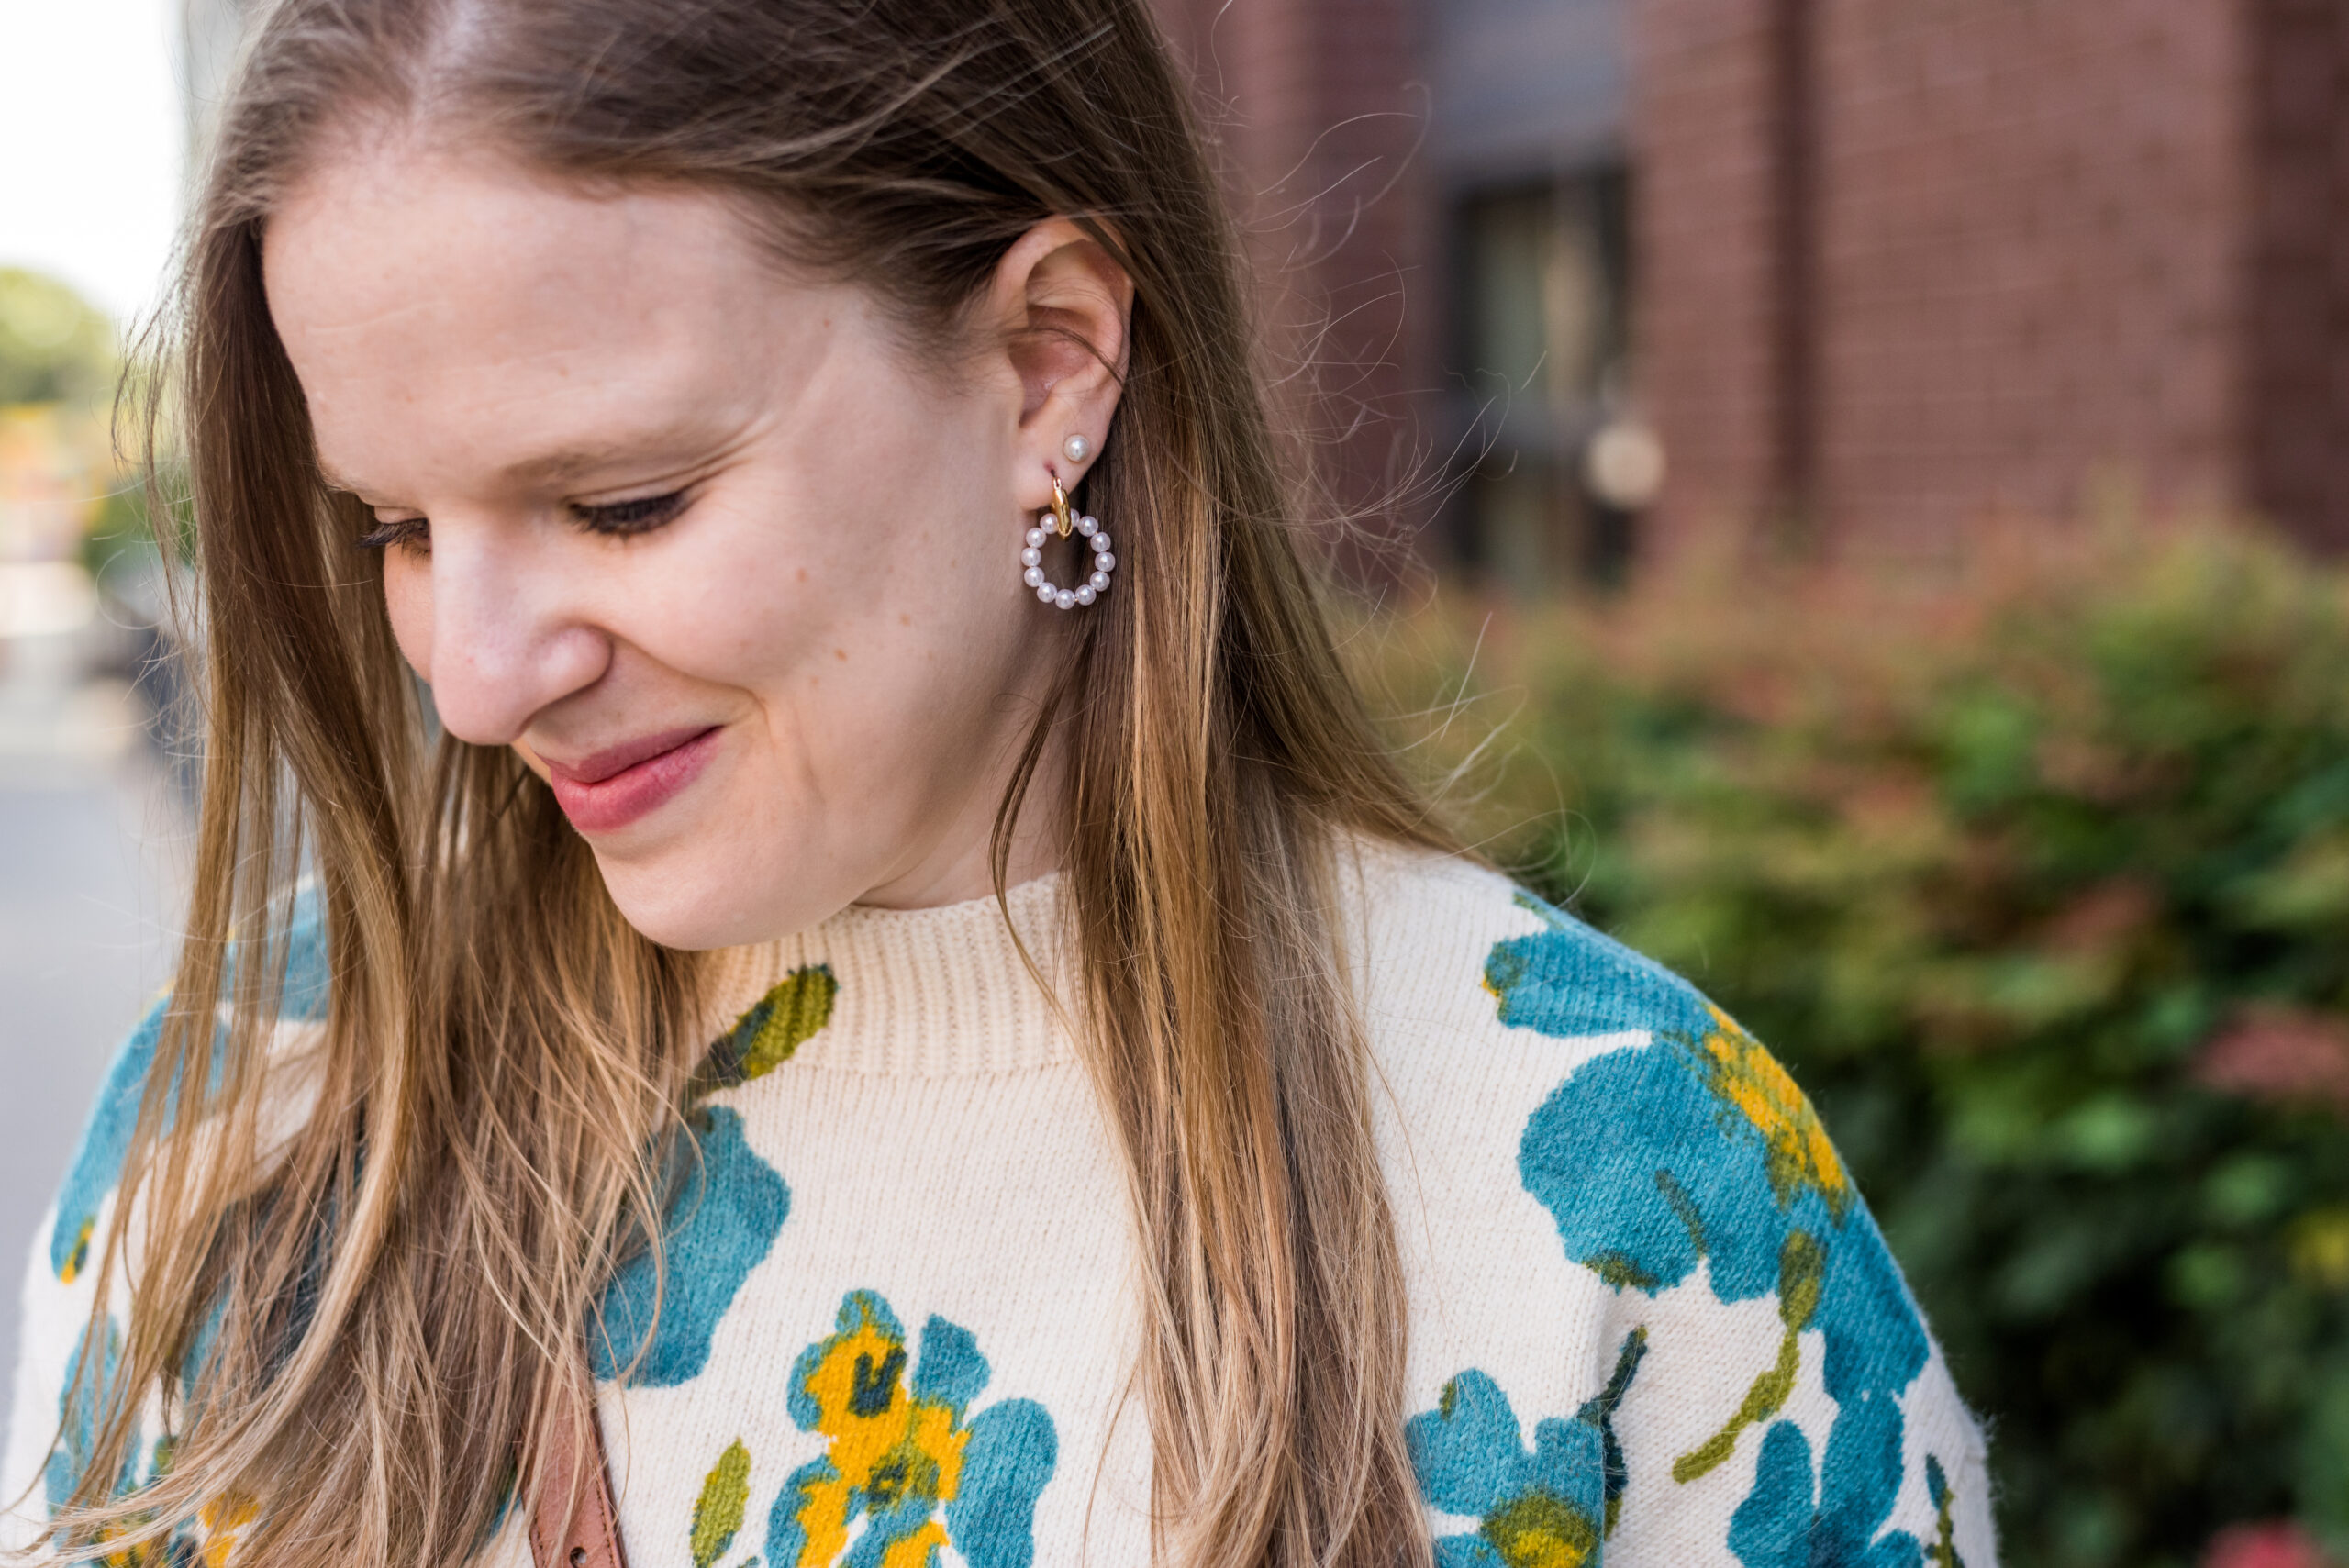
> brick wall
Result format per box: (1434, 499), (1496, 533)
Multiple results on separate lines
(2247, 0), (2349, 551)
(1632, 0), (1786, 539)
(1815, 0), (2245, 550)
(1151, 0), (1436, 547)
(1152, 0), (2342, 562)
(1635, 0), (2349, 558)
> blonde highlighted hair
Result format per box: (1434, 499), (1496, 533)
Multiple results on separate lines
(41, 2), (1453, 1563)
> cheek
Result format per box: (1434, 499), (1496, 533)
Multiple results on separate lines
(380, 553), (434, 676)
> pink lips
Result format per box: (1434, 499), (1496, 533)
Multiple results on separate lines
(543, 725), (721, 834)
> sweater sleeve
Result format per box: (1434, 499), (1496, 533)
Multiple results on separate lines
(2, 1214), (61, 1557)
(1397, 868), (2000, 1567)
(1, 996), (171, 1560)
(2, 896), (332, 1562)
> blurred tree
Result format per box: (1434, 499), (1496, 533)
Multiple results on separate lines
(0, 267), (117, 408)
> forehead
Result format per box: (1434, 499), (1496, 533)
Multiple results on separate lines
(262, 141), (845, 492)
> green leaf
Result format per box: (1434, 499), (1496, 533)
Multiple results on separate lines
(689, 1438), (751, 1568)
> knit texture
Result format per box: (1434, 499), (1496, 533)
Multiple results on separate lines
(4, 843), (1997, 1566)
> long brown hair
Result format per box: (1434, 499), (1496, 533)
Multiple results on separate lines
(42, 2), (1453, 1563)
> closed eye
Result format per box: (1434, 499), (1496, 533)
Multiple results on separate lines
(357, 516), (429, 553)
(570, 490), (690, 536)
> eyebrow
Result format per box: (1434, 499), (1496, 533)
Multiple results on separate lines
(315, 419), (735, 502)
(495, 443), (672, 489)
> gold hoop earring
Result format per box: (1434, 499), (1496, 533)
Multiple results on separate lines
(1019, 477), (1116, 610)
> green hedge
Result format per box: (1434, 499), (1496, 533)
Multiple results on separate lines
(1379, 525), (2349, 1567)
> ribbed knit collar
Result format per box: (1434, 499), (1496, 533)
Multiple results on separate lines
(696, 873), (1076, 1079)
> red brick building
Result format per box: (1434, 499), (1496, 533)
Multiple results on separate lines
(1154, 0), (2349, 575)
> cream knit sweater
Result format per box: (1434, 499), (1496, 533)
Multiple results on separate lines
(6, 843), (1996, 1566)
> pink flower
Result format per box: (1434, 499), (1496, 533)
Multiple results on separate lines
(2195, 1007), (2349, 1116)
(2203, 1520), (2336, 1568)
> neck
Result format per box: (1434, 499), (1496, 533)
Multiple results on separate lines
(854, 711), (1070, 912)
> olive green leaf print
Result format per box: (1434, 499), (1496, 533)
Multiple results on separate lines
(1673, 1230), (1824, 1482)
(697, 967), (838, 1093)
(692, 1438), (752, 1568)
(1926, 1455), (1966, 1568)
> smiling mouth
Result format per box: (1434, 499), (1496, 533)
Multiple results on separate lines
(544, 725), (721, 833)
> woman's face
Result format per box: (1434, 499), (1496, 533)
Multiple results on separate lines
(265, 139), (1129, 948)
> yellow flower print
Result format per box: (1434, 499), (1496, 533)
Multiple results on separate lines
(1698, 1006), (1851, 1218)
(768, 1292), (1055, 1568)
(197, 1493), (258, 1567)
(787, 1301), (966, 1564)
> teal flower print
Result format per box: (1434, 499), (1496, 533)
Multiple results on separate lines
(1486, 893), (1932, 1565)
(594, 971), (829, 1386)
(44, 1314), (138, 1513)
(1727, 1401), (1920, 1568)
(591, 1105), (789, 1386)
(1408, 1330), (1646, 1567)
(50, 894), (330, 1285)
(765, 1291), (1055, 1568)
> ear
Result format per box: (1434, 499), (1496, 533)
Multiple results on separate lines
(985, 217), (1135, 513)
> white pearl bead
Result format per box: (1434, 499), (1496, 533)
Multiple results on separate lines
(1037, 584), (1056, 603)
(1020, 547), (1041, 567)
(1091, 533), (1111, 554)
(1096, 552), (1116, 572)
(1089, 570), (1110, 592)
(1054, 590), (1075, 610)
(1075, 516), (1097, 537)
(1074, 584), (1096, 605)
(1062, 433), (1092, 463)
(1025, 528), (1046, 550)
(1023, 566), (1045, 588)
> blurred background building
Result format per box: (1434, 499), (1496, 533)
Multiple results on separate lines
(1156, 0), (2349, 582)
(163, 0), (2349, 574)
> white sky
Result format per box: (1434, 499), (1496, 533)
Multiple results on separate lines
(0, 0), (187, 328)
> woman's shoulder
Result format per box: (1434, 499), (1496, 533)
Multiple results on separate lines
(1344, 840), (1996, 1562)
(1344, 837), (1890, 1322)
(1341, 836), (1739, 1067)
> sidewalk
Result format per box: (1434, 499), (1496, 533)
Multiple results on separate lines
(0, 593), (189, 1438)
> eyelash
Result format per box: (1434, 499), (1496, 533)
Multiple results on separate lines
(570, 490), (691, 535)
(356, 517), (428, 553)
(354, 490), (693, 551)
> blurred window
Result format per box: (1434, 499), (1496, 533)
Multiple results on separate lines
(1447, 163), (1631, 587)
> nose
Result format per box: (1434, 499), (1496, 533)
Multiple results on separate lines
(407, 522), (612, 746)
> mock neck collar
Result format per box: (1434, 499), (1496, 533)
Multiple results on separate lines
(696, 873), (1075, 1080)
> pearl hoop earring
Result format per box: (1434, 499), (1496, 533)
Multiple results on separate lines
(1019, 472), (1115, 611)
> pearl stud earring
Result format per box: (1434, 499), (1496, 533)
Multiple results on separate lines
(1019, 475), (1116, 611)
(1061, 432), (1092, 464)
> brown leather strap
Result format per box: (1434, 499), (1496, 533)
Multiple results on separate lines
(529, 1352), (629, 1568)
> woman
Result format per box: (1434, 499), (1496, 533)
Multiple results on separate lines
(1, 1), (1993, 1564)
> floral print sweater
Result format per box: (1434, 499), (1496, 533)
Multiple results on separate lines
(4, 844), (1996, 1566)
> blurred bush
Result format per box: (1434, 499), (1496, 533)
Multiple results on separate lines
(0, 265), (157, 581)
(1379, 523), (2349, 1567)
(0, 267), (117, 407)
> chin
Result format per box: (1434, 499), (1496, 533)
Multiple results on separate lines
(588, 843), (827, 952)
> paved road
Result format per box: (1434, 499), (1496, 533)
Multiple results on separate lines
(0, 627), (188, 1453)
